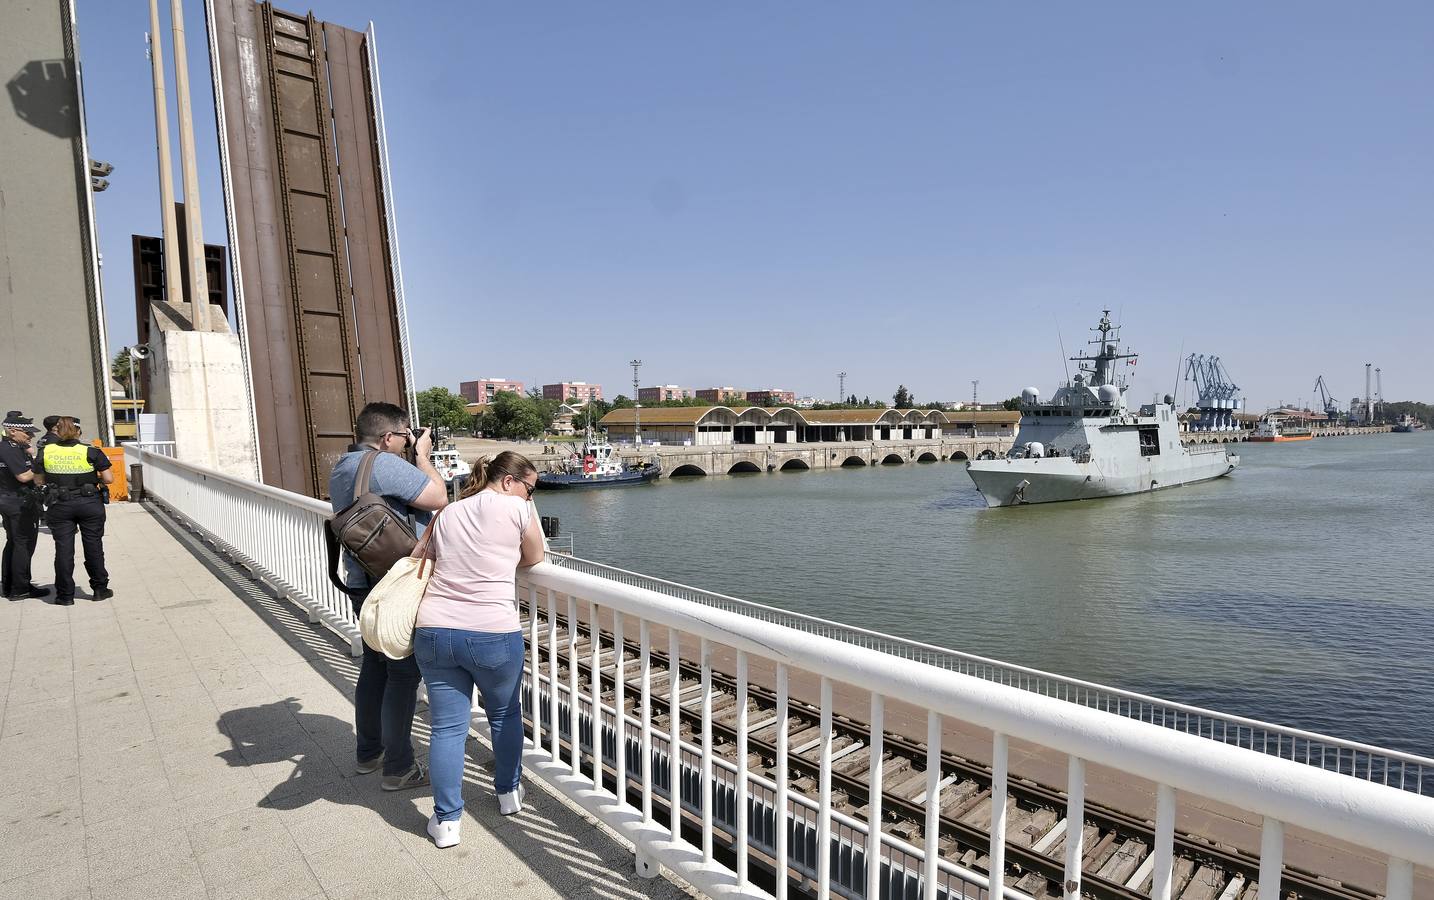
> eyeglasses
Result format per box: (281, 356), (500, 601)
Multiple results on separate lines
(386, 430), (414, 442)
(506, 474), (538, 498)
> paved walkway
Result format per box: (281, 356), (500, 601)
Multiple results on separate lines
(0, 504), (696, 900)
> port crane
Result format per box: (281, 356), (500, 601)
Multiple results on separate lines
(1313, 376), (1341, 420)
(1184, 354), (1242, 431)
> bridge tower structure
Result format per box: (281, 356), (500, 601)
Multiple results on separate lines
(0, 3), (113, 442)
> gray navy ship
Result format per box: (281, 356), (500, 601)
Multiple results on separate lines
(966, 311), (1239, 507)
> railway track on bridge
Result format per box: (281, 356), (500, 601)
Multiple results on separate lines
(523, 610), (1379, 900)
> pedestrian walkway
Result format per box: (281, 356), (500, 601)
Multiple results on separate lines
(0, 504), (697, 900)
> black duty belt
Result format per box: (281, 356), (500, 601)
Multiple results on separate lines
(47, 483), (101, 501)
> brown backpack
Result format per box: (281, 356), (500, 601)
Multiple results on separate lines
(325, 450), (419, 596)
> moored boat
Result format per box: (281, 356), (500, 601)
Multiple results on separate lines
(1392, 415), (1425, 433)
(537, 429), (661, 490)
(1250, 418), (1313, 442)
(429, 443), (472, 486)
(965, 311), (1239, 507)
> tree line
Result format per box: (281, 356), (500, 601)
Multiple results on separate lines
(414, 382), (1024, 442)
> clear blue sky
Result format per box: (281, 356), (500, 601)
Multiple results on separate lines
(77, 1), (1433, 410)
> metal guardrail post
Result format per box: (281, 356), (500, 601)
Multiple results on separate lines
(990, 733), (1009, 900)
(1063, 757), (1086, 900)
(1152, 785), (1176, 900)
(1257, 819), (1283, 900)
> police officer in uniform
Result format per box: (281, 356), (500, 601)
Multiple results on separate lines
(35, 415), (72, 453)
(34, 416), (113, 605)
(0, 412), (47, 600)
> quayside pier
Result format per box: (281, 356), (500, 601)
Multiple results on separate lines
(1180, 426), (1394, 444)
(53, 443), (1434, 900)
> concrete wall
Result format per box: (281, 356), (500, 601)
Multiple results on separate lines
(146, 309), (259, 478)
(0, 3), (110, 440)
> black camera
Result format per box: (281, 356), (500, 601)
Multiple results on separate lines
(403, 427), (429, 465)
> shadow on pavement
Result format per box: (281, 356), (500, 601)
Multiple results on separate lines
(146, 501), (686, 900)
(214, 696), (427, 838)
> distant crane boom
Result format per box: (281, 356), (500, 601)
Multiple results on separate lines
(1313, 376), (1340, 419)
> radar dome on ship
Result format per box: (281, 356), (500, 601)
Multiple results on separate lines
(1026, 442), (1045, 458)
(1021, 387), (1040, 403)
(1098, 384), (1120, 403)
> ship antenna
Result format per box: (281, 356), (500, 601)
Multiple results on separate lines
(1056, 316), (1071, 382)
(1171, 339), (1184, 406)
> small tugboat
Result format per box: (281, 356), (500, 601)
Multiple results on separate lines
(1250, 418), (1313, 442)
(537, 428), (662, 490)
(1392, 414), (1425, 433)
(965, 310), (1239, 507)
(429, 443), (472, 487)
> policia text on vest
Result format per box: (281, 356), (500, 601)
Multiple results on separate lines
(34, 420), (114, 606)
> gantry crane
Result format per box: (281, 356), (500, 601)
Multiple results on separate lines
(1184, 354), (1242, 431)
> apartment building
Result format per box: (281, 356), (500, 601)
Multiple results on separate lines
(460, 378), (525, 403)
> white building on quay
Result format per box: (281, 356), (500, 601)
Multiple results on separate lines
(600, 405), (1018, 446)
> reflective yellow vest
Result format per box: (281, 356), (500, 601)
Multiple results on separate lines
(42, 443), (97, 485)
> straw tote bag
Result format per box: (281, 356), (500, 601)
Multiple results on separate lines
(359, 508), (445, 660)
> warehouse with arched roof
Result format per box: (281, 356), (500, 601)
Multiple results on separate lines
(599, 406), (1017, 445)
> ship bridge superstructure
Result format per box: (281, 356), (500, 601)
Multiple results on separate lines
(1009, 309), (1147, 459)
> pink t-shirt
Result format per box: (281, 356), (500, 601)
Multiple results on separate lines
(416, 491), (531, 634)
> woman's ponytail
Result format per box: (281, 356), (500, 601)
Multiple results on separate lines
(460, 456), (492, 499)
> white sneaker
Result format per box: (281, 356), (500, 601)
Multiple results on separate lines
(498, 784), (525, 816)
(427, 814), (461, 849)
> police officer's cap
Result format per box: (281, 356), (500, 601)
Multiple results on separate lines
(3, 411), (38, 434)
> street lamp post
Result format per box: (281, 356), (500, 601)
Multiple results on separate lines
(630, 359), (642, 447)
(126, 344), (151, 435)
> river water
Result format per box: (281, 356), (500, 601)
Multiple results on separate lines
(533, 433), (1434, 757)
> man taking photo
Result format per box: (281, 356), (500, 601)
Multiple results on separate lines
(329, 402), (448, 791)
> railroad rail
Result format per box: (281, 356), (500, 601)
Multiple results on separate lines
(521, 605), (1386, 900)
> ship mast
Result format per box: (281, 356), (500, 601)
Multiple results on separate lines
(1069, 309), (1137, 388)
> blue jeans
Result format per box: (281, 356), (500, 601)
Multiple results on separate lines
(351, 593), (421, 776)
(415, 627), (525, 822)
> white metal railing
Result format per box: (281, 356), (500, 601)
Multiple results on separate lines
(545, 534), (575, 556)
(125, 440), (177, 457)
(515, 565), (1432, 900)
(126, 446), (1434, 900)
(125, 444), (360, 654)
(544, 555), (1434, 797)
